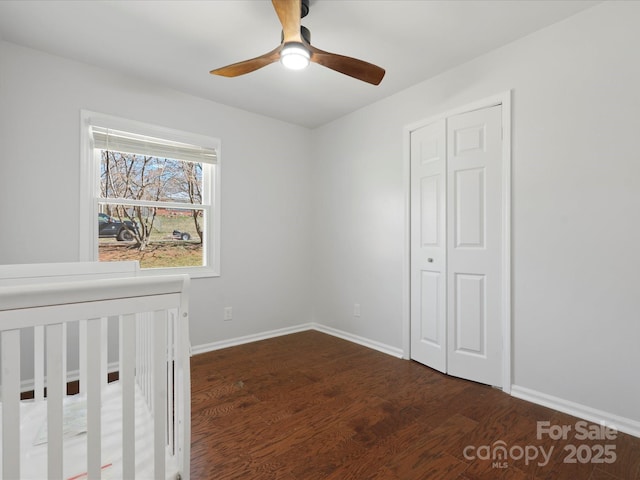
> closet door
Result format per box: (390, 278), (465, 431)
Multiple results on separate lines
(410, 104), (503, 388)
(410, 119), (447, 372)
(446, 105), (503, 387)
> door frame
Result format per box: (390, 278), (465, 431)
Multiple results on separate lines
(402, 91), (512, 393)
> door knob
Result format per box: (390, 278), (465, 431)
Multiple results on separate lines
(427, 258), (433, 263)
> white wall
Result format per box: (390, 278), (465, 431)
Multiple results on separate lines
(311, 1), (640, 427)
(0, 41), (312, 349)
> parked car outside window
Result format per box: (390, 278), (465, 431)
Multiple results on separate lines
(98, 213), (139, 241)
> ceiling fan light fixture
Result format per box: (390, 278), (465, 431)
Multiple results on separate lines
(280, 43), (310, 70)
(210, 2), (385, 85)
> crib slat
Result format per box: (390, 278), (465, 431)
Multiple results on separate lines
(143, 314), (149, 406)
(101, 317), (109, 387)
(121, 313), (136, 479)
(47, 323), (64, 480)
(153, 310), (167, 480)
(62, 322), (68, 392)
(79, 319), (87, 395)
(87, 317), (102, 479)
(146, 314), (152, 410)
(167, 312), (174, 454)
(2, 330), (21, 479)
(34, 325), (45, 401)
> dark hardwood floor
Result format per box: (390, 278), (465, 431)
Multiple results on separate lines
(190, 331), (640, 480)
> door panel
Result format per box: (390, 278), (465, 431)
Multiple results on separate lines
(454, 273), (485, 355)
(410, 119), (447, 372)
(419, 271), (441, 345)
(447, 105), (502, 387)
(454, 167), (486, 248)
(420, 176), (440, 246)
(454, 124), (486, 156)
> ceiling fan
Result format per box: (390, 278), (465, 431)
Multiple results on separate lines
(210, 0), (385, 85)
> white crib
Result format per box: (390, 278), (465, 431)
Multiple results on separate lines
(0, 262), (190, 479)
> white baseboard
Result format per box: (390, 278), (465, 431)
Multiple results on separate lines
(191, 323), (315, 355)
(312, 324), (404, 358)
(191, 322), (404, 359)
(511, 385), (640, 439)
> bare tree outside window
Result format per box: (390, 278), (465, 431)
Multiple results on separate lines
(180, 161), (204, 242)
(99, 150), (205, 267)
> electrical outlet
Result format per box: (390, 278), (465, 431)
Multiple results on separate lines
(354, 303), (361, 317)
(223, 307), (233, 321)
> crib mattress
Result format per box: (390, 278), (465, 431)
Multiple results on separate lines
(0, 382), (179, 480)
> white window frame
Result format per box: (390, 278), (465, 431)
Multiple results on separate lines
(80, 110), (221, 278)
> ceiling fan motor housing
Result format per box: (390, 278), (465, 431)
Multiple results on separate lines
(281, 25), (311, 45)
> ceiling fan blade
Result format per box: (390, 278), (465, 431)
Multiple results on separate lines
(309, 46), (385, 85)
(271, 0), (302, 42)
(210, 46), (281, 77)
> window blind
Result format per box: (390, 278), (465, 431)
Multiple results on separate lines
(91, 126), (217, 164)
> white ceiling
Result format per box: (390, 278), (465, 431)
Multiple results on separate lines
(0, 0), (600, 128)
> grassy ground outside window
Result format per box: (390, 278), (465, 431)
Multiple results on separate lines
(99, 215), (203, 268)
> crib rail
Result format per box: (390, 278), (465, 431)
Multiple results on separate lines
(0, 271), (190, 480)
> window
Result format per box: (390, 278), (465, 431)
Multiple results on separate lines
(80, 112), (220, 277)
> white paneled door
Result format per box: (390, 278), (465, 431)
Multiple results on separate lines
(410, 104), (504, 387)
(410, 119), (447, 372)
